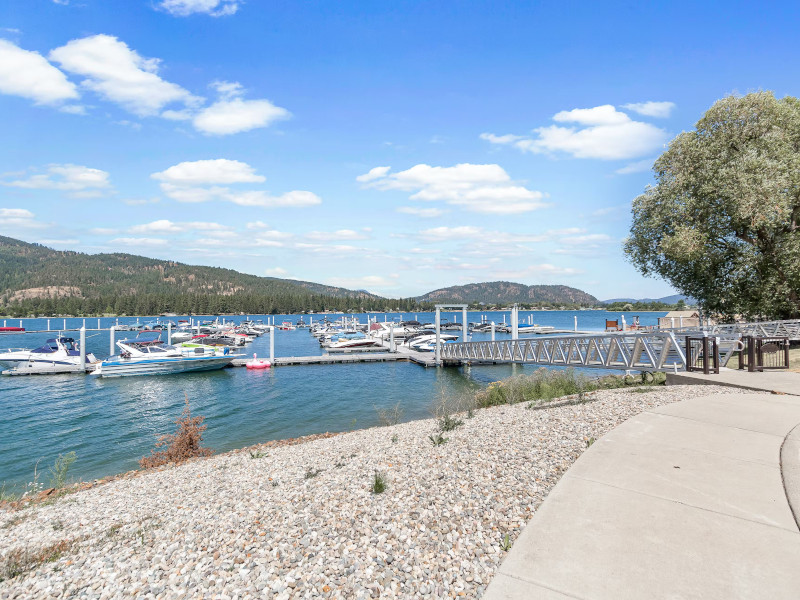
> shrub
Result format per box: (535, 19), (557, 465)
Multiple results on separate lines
(438, 414), (464, 432)
(48, 452), (77, 490)
(429, 433), (448, 446)
(140, 396), (213, 469)
(375, 402), (404, 427)
(371, 470), (387, 494)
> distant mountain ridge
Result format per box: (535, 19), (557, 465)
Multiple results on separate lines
(416, 281), (597, 305)
(601, 294), (694, 305)
(0, 235), (398, 315)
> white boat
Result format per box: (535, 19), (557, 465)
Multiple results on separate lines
(326, 333), (381, 349)
(92, 332), (240, 377)
(406, 332), (458, 350)
(0, 337), (97, 371)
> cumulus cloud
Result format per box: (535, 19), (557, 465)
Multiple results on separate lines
(397, 206), (446, 218)
(0, 208), (46, 228)
(622, 101), (676, 118)
(2, 164), (111, 197)
(615, 158), (654, 175)
(192, 80), (290, 135)
(305, 229), (370, 241)
(4, 36), (288, 136)
(265, 267), (289, 277)
(358, 163), (548, 214)
(49, 35), (200, 117)
(152, 159), (320, 209)
(326, 275), (399, 290)
(482, 104), (670, 160)
(152, 159), (265, 185)
(418, 226), (483, 241)
(109, 237), (169, 247)
(356, 166), (391, 183)
(158, 0), (240, 17)
(0, 39), (79, 106)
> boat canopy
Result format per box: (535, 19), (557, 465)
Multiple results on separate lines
(31, 338), (78, 355)
(121, 331), (163, 345)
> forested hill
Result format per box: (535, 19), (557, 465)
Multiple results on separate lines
(417, 281), (597, 306)
(0, 236), (412, 316)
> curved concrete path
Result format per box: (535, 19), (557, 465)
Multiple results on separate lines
(485, 392), (800, 600)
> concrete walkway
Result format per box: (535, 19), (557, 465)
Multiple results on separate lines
(485, 392), (800, 599)
(666, 368), (800, 395)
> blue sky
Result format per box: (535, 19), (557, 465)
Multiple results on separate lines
(0, 1), (797, 300)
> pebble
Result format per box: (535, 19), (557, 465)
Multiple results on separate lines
(0, 385), (746, 599)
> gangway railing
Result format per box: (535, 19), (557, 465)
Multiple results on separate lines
(664, 319), (800, 341)
(440, 331), (692, 371)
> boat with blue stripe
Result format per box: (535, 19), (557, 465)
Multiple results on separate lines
(92, 332), (240, 377)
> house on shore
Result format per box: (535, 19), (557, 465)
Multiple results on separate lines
(658, 310), (701, 329)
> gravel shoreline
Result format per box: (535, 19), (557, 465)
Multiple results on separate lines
(0, 385), (745, 599)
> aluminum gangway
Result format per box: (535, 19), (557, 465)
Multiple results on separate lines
(666, 319), (800, 341)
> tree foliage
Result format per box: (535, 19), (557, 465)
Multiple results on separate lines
(624, 92), (800, 320)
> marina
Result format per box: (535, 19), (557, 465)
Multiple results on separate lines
(2, 309), (795, 491)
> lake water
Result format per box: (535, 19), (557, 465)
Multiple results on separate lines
(0, 310), (664, 492)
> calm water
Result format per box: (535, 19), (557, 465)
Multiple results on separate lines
(0, 310), (664, 491)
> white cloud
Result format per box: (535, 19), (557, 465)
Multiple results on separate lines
(615, 158), (654, 174)
(553, 105), (629, 126)
(89, 227), (119, 235)
(355, 166), (391, 183)
(0, 39), (79, 105)
(129, 220), (182, 234)
(153, 159), (320, 209)
(110, 237), (168, 247)
(49, 35), (200, 117)
(493, 264), (582, 278)
(479, 133), (523, 145)
(482, 104), (670, 160)
(158, 0), (240, 17)
(418, 226), (483, 241)
(37, 238), (79, 246)
(397, 206), (446, 218)
(192, 81), (290, 135)
(2, 164), (111, 197)
(359, 163), (548, 214)
(326, 275), (399, 290)
(265, 267), (288, 277)
(225, 190), (321, 208)
(0, 208), (46, 229)
(305, 229), (369, 241)
(622, 101), (676, 118)
(152, 159), (265, 185)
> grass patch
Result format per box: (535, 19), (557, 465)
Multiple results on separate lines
(304, 467), (322, 479)
(475, 368), (666, 409)
(248, 450), (267, 459)
(500, 533), (512, 552)
(371, 471), (387, 494)
(0, 539), (76, 583)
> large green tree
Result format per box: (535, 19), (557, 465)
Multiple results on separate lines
(624, 92), (800, 320)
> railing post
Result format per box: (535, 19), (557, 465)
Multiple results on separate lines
(702, 334), (710, 375)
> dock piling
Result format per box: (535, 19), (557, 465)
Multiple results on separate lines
(79, 326), (86, 371)
(167, 322), (172, 345)
(110, 326), (116, 355)
(269, 326), (275, 362)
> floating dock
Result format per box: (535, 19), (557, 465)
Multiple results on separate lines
(230, 341), (439, 368)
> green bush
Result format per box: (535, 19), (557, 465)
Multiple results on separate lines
(475, 368), (664, 408)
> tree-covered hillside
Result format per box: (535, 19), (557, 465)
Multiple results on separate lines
(417, 281), (597, 307)
(0, 236), (427, 316)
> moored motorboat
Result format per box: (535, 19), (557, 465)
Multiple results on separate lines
(0, 337), (97, 371)
(92, 332), (239, 377)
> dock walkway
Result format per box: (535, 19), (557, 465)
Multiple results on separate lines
(485, 390), (800, 599)
(230, 341), (438, 368)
